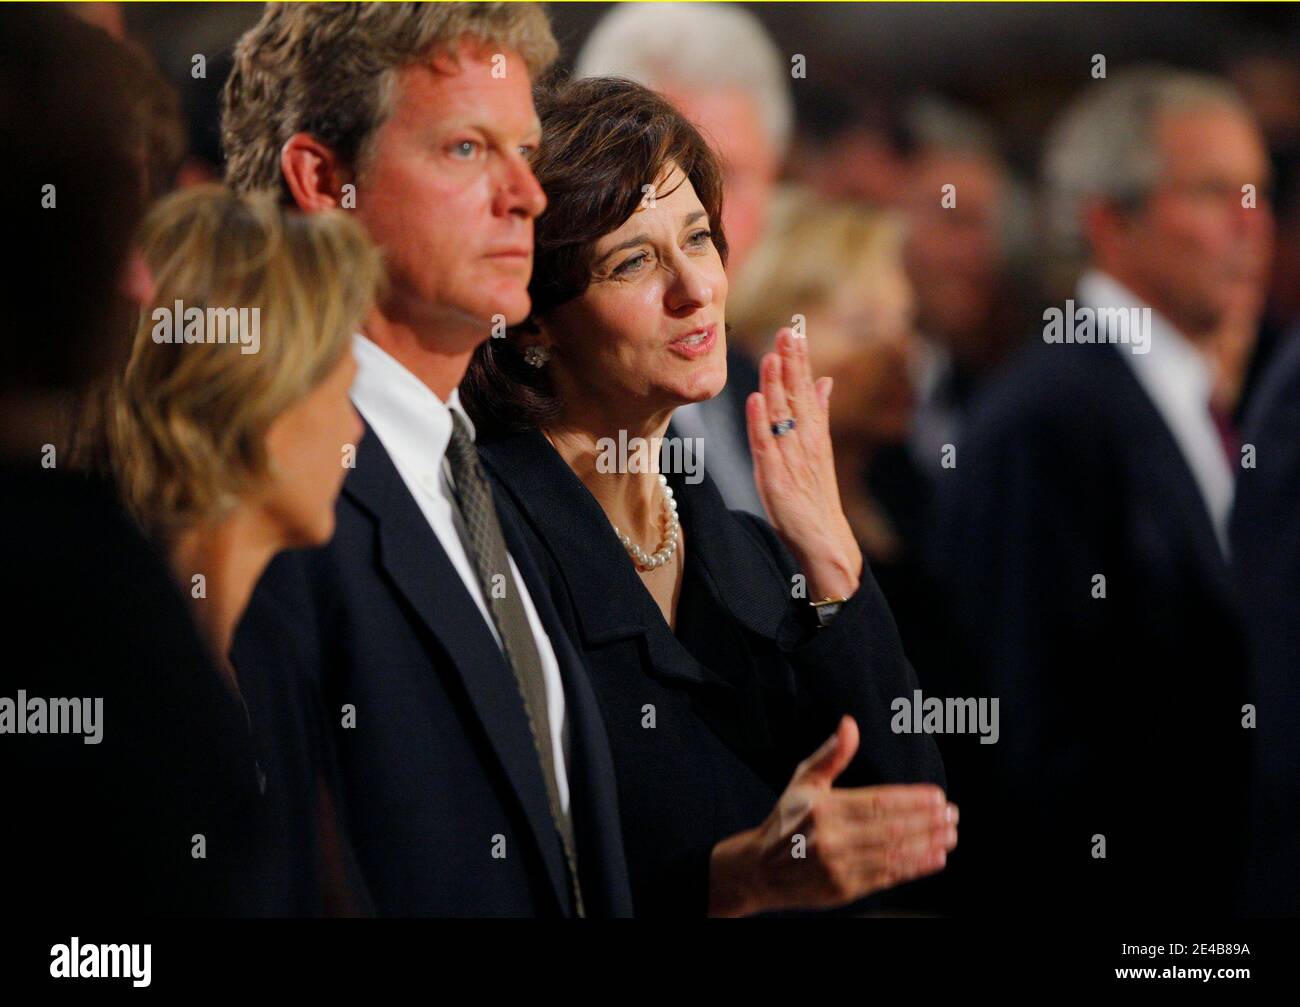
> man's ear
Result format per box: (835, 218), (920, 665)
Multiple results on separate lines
(281, 132), (351, 213)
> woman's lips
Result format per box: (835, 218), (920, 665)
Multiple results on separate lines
(669, 322), (717, 360)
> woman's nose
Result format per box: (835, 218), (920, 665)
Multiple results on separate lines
(666, 259), (714, 311)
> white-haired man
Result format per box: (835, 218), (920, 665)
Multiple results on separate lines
(931, 66), (1273, 915)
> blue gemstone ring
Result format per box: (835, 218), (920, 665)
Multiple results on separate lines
(770, 417), (797, 438)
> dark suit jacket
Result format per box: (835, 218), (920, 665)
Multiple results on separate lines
(230, 591), (373, 916)
(930, 340), (1249, 915)
(232, 425), (633, 917)
(1230, 330), (1300, 916)
(2, 465), (260, 916)
(479, 430), (946, 916)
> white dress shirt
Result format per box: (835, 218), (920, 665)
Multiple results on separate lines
(350, 333), (571, 813)
(1077, 270), (1235, 554)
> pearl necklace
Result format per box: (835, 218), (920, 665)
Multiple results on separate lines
(612, 474), (680, 571)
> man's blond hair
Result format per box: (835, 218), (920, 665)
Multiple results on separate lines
(223, 2), (558, 200)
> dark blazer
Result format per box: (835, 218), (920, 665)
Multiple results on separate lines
(479, 430), (947, 917)
(2, 465), (260, 916)
(1230, 330), (1300, 916)
(930, 340), (1250, 915)
(229, 590), (373, 916)
(232, 426), (633, 917)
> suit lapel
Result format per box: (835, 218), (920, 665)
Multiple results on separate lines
(670, 471), (800, 643)
(1099, 346), (1236, 609)
(480, 433), (740, 694)
(479, 431), (647, 647)
(495, 496), (635, 916)
(342, 427), (573, 913)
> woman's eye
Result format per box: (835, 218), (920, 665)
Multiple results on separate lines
(687, 228), (713, 247)
(450, 140), (481, 159)
(613, 252), (649, 276)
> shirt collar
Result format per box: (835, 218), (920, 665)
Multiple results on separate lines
(350, 332), (476, 471)
(911, 333), (952, 406)
(1076, 269), (1234, 555)
(1075, 269), (1216, 410)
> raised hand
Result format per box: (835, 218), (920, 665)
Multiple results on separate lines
(746, 327), (863, 601)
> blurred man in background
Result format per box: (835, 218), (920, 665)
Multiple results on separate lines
(784, 77), (909, 208)
(897, 98), (1031, 469)
(1230, 331), (1300, 917)
(1222, 45), (1300, 420)
(1222, 50), (1300, 918)
(931, 66), (1273, 915)
(869, 99), (1033, 633)
(576, 2), (794, 515)
(67, 0), (186, 197)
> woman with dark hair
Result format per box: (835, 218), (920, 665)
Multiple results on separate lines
(464, 76), (952, 916)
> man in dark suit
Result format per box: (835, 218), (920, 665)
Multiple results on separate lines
(225, 4), (631, 916)
(1230, 329), (1300, 916)
(929, 67), (1273, 914)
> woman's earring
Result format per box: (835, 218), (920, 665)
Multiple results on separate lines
(523, 344), (551, 368)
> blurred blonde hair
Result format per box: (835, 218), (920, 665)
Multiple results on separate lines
(90, 185), (382, 543)
(728, 185), (905, 354)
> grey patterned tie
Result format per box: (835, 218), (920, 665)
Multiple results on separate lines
(443, 410), (585, 917)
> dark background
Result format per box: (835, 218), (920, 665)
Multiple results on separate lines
(128, 2), (1300, 178)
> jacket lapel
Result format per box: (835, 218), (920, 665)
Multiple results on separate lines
(495, 496), (635, 916)
(342, 426), (574, 913)
(479, 431), (648, 649)
(479, 432), (774, 688)
(669, 469), (803, 645)
(1098, 345), (1237, 610)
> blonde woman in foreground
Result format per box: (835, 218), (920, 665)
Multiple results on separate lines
(92, 185), (382, 915)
